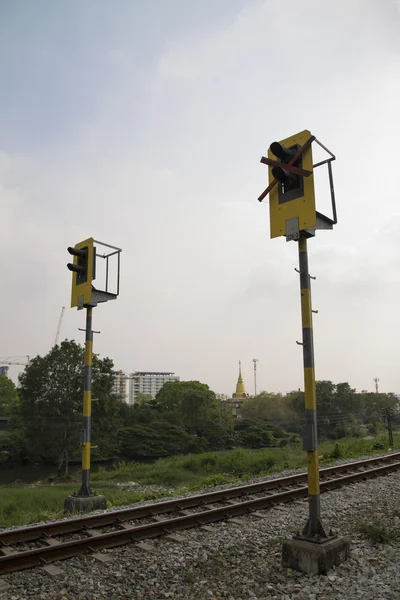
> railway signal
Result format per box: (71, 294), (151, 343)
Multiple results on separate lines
(259, 130), (319, 240)
(258, 131), (349, 574)
(65, 238), (121, 514)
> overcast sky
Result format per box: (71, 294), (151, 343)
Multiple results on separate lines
(1, 0), (399, 396)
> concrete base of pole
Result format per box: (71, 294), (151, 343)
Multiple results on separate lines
(64, 494), (107, 514)
(282, 536), (350, 575)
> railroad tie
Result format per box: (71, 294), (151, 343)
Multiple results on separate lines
(42, 538), (61, 547)
(199, 525), (214, 532)
(228, 518), (243, 525)
(136, 542), (155, 553)
(0, 547), (15, 556)
(85, 529), (101, 537)
(0, 579), (10, 592)
(40, 564), (64, 577)
(117, 522), (135, 530)
(92, 552), (113, 563)
(250, 511), (266, 519)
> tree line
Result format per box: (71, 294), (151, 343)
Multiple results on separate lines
(0, 340), (398, 475)
(240, 382), (400, 440)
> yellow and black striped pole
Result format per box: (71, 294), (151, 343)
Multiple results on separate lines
(298, 232), (326, 538)
(78, 306), (93, 497)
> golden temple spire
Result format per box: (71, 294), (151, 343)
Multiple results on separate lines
(233, 360), (249, 398)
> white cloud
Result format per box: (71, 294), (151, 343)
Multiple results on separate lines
(1, 1), (399, 395)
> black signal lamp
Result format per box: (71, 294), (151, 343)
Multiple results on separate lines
(67, 246), (89, 284)
(270, 142), (296, 162)
(272, 166), (298, 189)
(269, 142), (304, 203)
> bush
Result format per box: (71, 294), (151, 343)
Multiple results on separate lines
(368, 422), (379, 435)
(0, 430), (30, 464)
(357, 520), (400, 544)
(234, 421), (276, 449)
(349, 425), (363, 438)
(201, 422), (237, 451)
(118, 422), (198, 459)
(329, 443), (344, 459)
(272, 426), (286, 439)
(372, 441), (385, 451)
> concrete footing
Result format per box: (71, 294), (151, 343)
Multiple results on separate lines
(64, 494), (107, 514)
(282, 536), (350, 575)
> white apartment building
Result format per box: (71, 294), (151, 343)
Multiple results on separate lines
(128, 371), (179, 405)
(112, 370), (128, 403)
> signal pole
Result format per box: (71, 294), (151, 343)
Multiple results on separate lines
(64, 237), (121, 514)
(78, 306), (94, 496)
(298, 233), (325, 538)
(259, 130), (349, 574)
(386, 408), (394, 447)
(375, 378), (394, 447)
(253, 358), (259, 397)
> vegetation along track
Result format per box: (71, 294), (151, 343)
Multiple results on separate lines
(1, 452), (400, 575)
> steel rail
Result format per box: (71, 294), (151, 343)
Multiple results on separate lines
(0, 455), (399, 574)
(1, 452), (400, 547)
(0, 458), (399, 575)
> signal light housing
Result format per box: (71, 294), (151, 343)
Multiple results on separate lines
(269, 142), (296, 162)
(258, 129), (337, 241)
(270, 142), (304, 203)
(67, 238), (96, 309)
(259, 130), (317, 239)
(67, 246), (89, 285)
(271, 166), (299, 189)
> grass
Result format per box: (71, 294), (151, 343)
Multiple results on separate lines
(91, 433), (398, 488)
(356, 516), (400, 544)
(0, 485), (75, 528)
(91, 445), (307, 487)
(0, 431), (398, 529)
(319, 432), (399, 463)
(0, 483), (175, 529)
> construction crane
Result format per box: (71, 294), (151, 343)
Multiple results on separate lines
(53, 307), (65, 347)
(0, 356), (30, 366)
(0, 356), (30, 377)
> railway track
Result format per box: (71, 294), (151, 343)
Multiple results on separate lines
(1, 451), (400, 575)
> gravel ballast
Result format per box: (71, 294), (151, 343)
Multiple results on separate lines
(1, 468), (400, 599)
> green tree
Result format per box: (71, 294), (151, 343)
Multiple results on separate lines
(0, 376), (19, 417)
(0, 376), (27, 464)
(18, 341), (82, 475)
(289, 381), (361, 440)
(240, 391), (297, 428)
(155, 380), (235, 447)
(155, 381), (215, 431)
(234, 420), (274, 449)
(135, 392), (153, 406)
(118, 422), (200, 459)
(17, 340), (120, 475)
(358, 391), (400, 432)
(91, 355), (121, 460)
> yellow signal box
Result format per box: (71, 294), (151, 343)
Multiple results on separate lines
(267, 129), (316, 240)
(67, 237), (95, 309)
